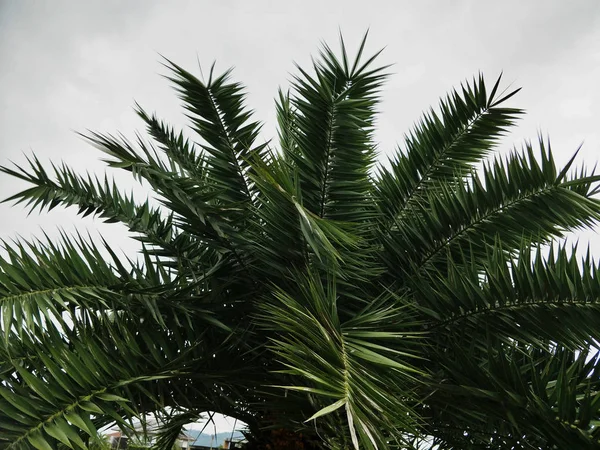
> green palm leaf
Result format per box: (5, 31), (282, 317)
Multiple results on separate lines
(0, 319), (181, 450)
(260, 271), (423, 449)
(286, 32), (387, 223)
(375, 73), (522, 227)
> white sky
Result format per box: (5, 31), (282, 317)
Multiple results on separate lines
(186, 414), (240, 433)
(1, 0), (599, 433)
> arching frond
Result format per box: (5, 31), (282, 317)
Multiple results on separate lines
(413, 240), (600, 351)
(0, 156), (174, 249)
(424, 345), (600, 449)
(135, 105), (206, 178)
(376, 73), (521, 226)
(0, 234), (132, 339)
(0, 319), (183, 450)
(382, 140), (600, 280)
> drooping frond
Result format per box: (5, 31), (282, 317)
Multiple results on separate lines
(424, 345), (600, 449)
(0, 234), (131, 339)
(0, 318), (183, 450)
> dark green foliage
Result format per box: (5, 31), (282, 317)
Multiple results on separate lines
(1, 33), (600, 449)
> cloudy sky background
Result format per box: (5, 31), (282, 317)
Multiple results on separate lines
(1, 0), (599, 433)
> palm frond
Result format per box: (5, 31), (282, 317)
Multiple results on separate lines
(286, 32), (387, 223)
(2, 33), (600, 450)
(414, 239), (600, 351)
(0, 155), (174, 250)
(425, 345), (600, 449)
(0, 233), (131, 340)
(275, 89), (300, 163)
(135, 105), (206, 178)
(383, 140), (600, 279)
(163, 59), (268, 208)
(82, 131), (254, 280)
(0, 318), (182, 450)
(375, 73), (522, 227)
(260, 270), (424, 449)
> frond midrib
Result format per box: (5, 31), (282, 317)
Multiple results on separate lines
(18, 175), (175, 249)
(1, 284), (112, 305)
(412, 181), (566, 274)
(204, 88), (253, 203)
(389, 107), (488, 225)
(318, 99), (337, 218)
(430, 295), (599, 330)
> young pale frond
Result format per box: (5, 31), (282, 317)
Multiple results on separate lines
(259, 271), (424, 449)
(248, 153), (378, 284)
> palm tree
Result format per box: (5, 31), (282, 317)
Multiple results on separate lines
(1, 33), (600, 450)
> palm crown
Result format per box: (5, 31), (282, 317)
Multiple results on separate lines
(1, 34), (600, 450)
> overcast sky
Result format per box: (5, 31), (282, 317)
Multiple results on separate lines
(1, 0), (600, 252)
(1, 0), (599, 432)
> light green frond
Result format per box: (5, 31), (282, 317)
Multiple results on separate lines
(260, 271), (424, 449)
